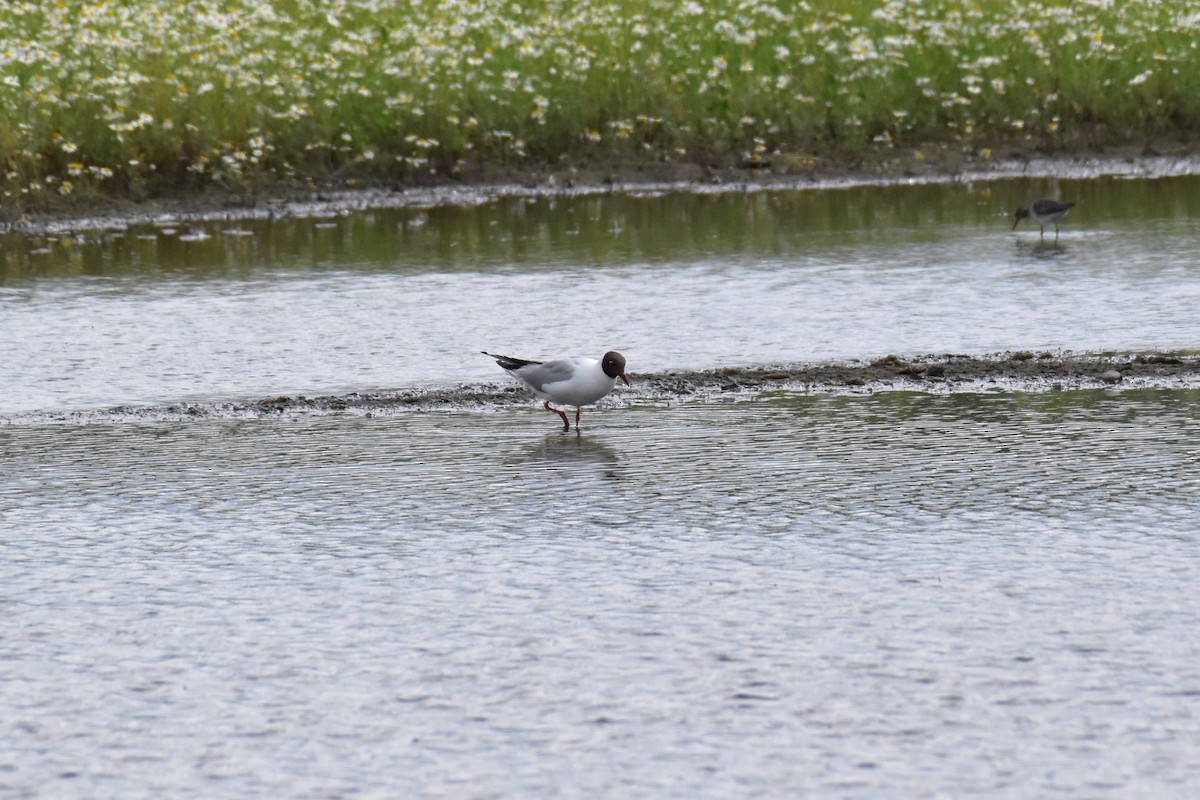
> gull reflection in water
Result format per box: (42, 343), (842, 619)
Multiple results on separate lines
(513, 431), (622, 479)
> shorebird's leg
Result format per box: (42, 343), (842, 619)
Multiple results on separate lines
(1039, 225), (1045, 240)
(544, 401), (570, 431)
(574, 407), (582, 430)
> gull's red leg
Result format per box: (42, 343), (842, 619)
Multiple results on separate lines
(575, 408), (582, 430)
(544, 401), (570, 431)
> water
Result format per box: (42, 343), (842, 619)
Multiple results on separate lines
(2, 176), (1199, 414)
(3, 176), (1200, 798)
(3, 392), (1200, 798)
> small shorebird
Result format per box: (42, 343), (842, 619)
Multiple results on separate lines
(1013, 199), (1075, 240)
(483, 350), (629, 431)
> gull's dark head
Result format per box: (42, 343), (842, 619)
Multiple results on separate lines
(602, 351), (629, 385)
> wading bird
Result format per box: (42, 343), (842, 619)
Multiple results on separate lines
(483, 350), (629, 431)
(1013, 199), (1075, 240)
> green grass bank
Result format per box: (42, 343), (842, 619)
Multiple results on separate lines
(2, 0), (1199, 211)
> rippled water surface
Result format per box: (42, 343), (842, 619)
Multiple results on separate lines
(3, 176), (1200, 798)
(3, 391), (1200, 798)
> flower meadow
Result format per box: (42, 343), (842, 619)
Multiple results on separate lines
(2, 0), (1198, 207)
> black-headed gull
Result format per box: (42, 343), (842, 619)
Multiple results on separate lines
(1013, 199), (1075, 240)
(483, 350), (630, 430)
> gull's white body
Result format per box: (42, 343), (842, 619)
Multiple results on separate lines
(504, 356), (619, 407)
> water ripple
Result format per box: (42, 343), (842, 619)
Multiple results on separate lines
(3, 392), (1198, 797)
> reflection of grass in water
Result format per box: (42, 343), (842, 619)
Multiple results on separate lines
(1, 0), (1198, 208)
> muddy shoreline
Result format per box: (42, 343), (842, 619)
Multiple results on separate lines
(241, 351), (1200, 414)
(8, 351), (1199, 425)
(5, 150), (1200, 236)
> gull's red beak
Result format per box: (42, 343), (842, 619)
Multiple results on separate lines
(620, 373), (630, 386)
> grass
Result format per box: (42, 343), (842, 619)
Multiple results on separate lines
(2, 0), (1199, 210)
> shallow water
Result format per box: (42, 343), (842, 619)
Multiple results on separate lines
(2, 176), (1200, 414)
(3, 391), (1200, 798)
(3, 176), (1200, 798)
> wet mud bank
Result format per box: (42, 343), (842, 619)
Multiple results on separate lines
(8, 351), (1199, 425)
(324, 350), (1200, 410)
(6, 153), (1200, 237)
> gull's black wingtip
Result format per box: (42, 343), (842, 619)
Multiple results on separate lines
(482, 351), (541, 371)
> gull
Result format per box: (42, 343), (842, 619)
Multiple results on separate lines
(483, 350), (629, 431)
